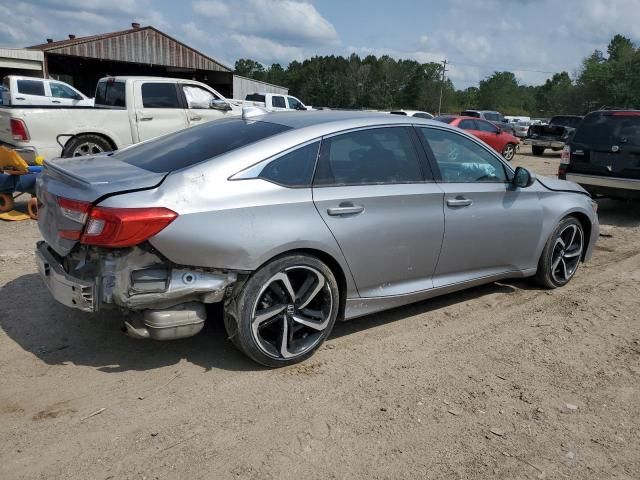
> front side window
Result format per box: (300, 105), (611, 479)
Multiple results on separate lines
(141, 83), (180, 108)
(272, 96), (286, 108)
(314, 127), (425, 186)
(287, 96), (303, 110)
(420, 128), (507, 183)
(50, 82), (79, 99)
(259, 141), (319, 187)
(476, 120), (498, 133)
(182, 85), (217, 109)
(17, 80), (45, 96)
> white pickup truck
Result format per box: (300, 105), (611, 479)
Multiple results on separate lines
(0, 76), (240, 160)
(244, 92), (311, 111)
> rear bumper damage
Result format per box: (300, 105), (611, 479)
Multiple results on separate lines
(36, 241), (237, 339)
(524, 138), (565, 149)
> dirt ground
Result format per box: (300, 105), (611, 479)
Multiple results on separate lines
(1, 145), (639, 480)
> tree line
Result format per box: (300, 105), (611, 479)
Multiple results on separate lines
(235, 34), (639, 117)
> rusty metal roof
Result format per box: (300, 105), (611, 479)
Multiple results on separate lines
(28, 26), (231, 73)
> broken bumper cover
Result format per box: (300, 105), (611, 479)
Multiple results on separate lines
(36, 241), (95, 312)
(524, 138), (565, 149)
(35, 241), (237, 312)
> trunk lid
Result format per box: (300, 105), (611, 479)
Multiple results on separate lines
(37, 155), (167, 256)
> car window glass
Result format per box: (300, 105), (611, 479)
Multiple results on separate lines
(476, 120), (498, 133)
(272, 96), (286, 108)
(287, 96), (302, 109)
(414, 112), (432, 119)
(17, 80), (45, 96)
(420, 128), (507, 183)
(461, 111), (480, 118)
(483, 112), (500, 122)
(183, 85), (217, 108)
(573, 114), (640, 146)
(141, 83), (180, 108)
(259, 141), (319, 187)
(50, 82), (79, 99)
(314, 127), (424, 186)
(458, 119), (476, 130)
(116, 118), (291, 173)
(95, 81), (126, 107)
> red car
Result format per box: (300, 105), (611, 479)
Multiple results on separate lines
(435, 116), (520, 161)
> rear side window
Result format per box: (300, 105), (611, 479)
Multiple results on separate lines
(17, 80), (45, 96)
(95, 81), (126, 107)
(259, 141), (320, 187)
(246, 93), (265, 102)
(272, 96), (286, 108)
(115, 118), (292, 173)
(314, 127), (425, 186)
(141, 83), (180, 108)
(573, 113), (640, 147)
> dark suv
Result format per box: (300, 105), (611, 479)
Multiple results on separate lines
(559, 110), (640, 199)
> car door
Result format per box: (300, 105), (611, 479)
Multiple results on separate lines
(271, 95), (287, 111)
(181, 83), (230, 126)
(417, 126), (543, 287)
(474, 119), (502, 151)
(312, 126), (445, 297)
(48, 81), (86, 106)
(134, 81), (189, 141)
(13, 79), (47, 105)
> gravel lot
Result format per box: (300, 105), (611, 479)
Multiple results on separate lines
(1, 146), (638, 479)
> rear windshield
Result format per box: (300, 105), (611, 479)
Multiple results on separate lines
(461, 111), (480, 118)
(114, 118), (292, 173)
(550, 116), (582, 128)
(573, 113), (640, 147)
(434, 116), (456, 124)
(246, 93), (265, 102)
(95, 81), (126, 107)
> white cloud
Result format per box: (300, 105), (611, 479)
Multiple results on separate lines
(192, 0), (229, 18)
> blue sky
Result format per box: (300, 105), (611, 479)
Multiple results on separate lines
(2, 0), (640, 88)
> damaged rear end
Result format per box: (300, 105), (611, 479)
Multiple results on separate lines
(35, 155), (236, 340)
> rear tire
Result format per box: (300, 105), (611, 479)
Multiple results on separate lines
(63, 134), (112, 158)
(224, 254), (339, 367)
(535, 217), (584, 289)
(532, 146), (545, 156)
(0, 193), (14, 212)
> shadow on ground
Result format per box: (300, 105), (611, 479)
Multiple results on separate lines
(596, 198), (640, 228)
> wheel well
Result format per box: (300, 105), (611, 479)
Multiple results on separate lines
(63, 132), (117, 156)
(568, 212), (592, 261)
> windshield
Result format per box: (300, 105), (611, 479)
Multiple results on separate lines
(115, 118), (292, 173)
(483, 112), (501, 122)
(573, 113), (640, 147)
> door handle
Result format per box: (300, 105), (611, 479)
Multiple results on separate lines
(327, 203), (365, 216)
(189, 115), (202, 121)
(446, 197), (473, 208)
(15, 97), (25, 100)
(138, 115), (153, 121)
(52, 100), (61, 103)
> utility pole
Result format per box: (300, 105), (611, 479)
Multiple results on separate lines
(438, 59), (448, 116)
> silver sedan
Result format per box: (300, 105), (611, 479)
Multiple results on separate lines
(35, 110), (599, 366)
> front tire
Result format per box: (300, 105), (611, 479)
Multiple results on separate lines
(224, 254), (339, 367)
(535, 217), (584, 288)
(502, 143), (516, 161)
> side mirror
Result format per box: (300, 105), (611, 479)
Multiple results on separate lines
(210, 98), (231, 111)
(513, 166), (536, 188)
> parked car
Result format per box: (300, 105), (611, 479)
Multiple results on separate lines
(505, 115), (531, 124)
(245, 92), (311, 111)
(525, 115), (583, 156)
(460, 109), (515, 135)
(513, 121), (532, 138)
(559, 109), (640, 199)
(0, 76), (240, 161)
(35, 110), (599, 367)
(435, 115), (520, 160)
(390, 110), (434, 119)
(1, 75), (93, 106)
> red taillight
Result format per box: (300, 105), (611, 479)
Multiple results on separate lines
(611, 111), (640, 116)
(558, 164), (567, 177)
(10, 118), (29, 141)
(561, 145), (571, 162)
(58, 197), (91, 223)
(81, 206), (177, 247)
